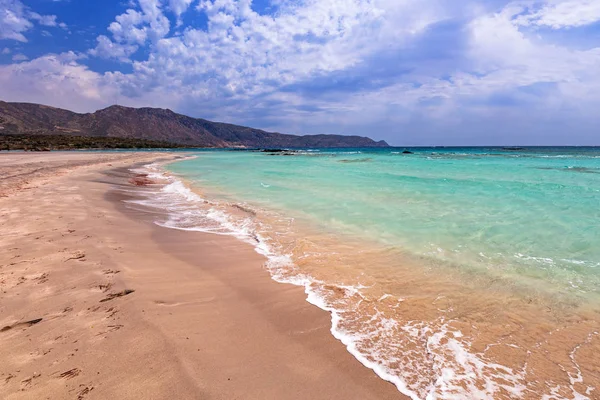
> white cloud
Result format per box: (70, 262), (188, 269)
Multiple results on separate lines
(29, 12), (58, 27)
(191, 0), (600, 142)
(108, 9), (147, 44)
(0, 51), (182, 113)
(121, 0), (445, 102)
(11, 53), (28, 61)
(89, 35), (139, 61)
(467, 3), (600, 99)
(90, 0), (170, 60)
(0, 0), (33, 42)
(4, 0), (600, 144)
(0, 0), (64, 42)
(0, 53), (109, 111)
(169, 0), (195, 18)
(515, 0), (600, 29)
(2, 47), (12, 54)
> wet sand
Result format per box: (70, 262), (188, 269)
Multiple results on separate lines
(135, 154), (600, 398)
(0, 152), (403, 399)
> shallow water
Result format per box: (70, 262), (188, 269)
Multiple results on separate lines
(134, 148), (600, 399)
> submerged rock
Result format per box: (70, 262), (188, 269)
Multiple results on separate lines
(262, 149), (298, 156)
(338, 158), (373, 163)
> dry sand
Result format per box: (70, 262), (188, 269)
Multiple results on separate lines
(0, 152), (403, 399)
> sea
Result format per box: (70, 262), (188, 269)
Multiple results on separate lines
(130, 147), (600, 399)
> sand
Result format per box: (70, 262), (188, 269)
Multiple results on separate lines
(0, 152), (403, 400)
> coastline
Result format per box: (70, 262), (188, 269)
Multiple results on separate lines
(0, 152), (402, 399)
(159, 150), (600, 399)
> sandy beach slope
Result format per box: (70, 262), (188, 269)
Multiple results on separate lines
(0, 152), (403, 399)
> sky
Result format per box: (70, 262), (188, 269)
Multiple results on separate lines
(1, 0), (599, 145)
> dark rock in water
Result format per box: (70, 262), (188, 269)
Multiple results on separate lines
(535, 166), (600, 174)
(263, 149), (298, 156)
(402, 150), (413, 154)
(565, 166), (600, 174)
(502, 147), (525, 151)
(339, 158), (373, 163)
(232, 204), (257, 216)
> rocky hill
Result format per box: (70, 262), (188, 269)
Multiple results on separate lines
(0, 101), (389, 148)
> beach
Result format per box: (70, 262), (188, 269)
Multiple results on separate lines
(157, 148), (600, 399)
(0, 152), (402, 400)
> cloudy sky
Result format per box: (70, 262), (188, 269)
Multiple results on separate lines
(1, 0), (599, 145)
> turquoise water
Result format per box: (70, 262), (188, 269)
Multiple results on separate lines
(167, 147), (600, 297)
(149, 147), (600, 398)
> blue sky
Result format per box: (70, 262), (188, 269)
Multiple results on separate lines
(1, 0), (599, 145)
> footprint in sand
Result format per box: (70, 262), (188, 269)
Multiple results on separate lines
(105, 307), (119, 319)
(3, 373), (16, 384)
(20, 372), (41, 389)
(34, 273), (48, 284)
(154, 297), (216, 306)
(102, 269), (120, 276)
(57, 368), (81, 380)
(99, 289), (134, 303)
(98, 283), (113, 293)
(1, 317), (43, 333)
(76, 385), (94, 400)
(64, 251), (85, 262)
(154, 300), (184, 307)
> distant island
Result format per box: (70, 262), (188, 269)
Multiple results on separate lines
(0, 101), (389, 150)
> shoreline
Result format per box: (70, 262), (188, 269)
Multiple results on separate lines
(159, 152), (600, 399)
(0, 152), (403, 399)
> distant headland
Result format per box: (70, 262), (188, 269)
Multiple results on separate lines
(0, 101), (389, 150)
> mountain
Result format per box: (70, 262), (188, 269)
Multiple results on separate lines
(0, 101), (389, 148)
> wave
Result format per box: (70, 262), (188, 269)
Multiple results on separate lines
(123, 162), (594, 400)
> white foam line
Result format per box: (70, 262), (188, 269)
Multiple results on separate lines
(124, 161), (430, 399)
(305, 287), (424, 400)
(125, 161), (538, 400)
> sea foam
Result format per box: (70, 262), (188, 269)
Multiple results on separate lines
(123, 161), (595, 400)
